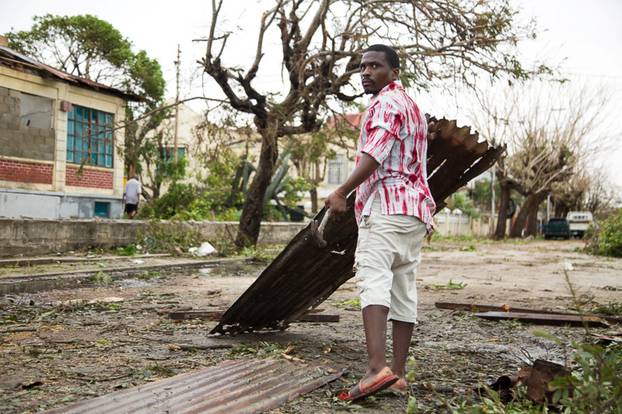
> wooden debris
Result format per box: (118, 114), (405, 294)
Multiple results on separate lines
(474, 311), (609, 327)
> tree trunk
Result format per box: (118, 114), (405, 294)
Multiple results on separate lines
(235, 122), (279, 247)
(510, 192), (546, 238)
(526, 204), (539, 236)
(494, 180), (510, 239)
(310, 187), (318, 214)
(554, 203), (569, 218)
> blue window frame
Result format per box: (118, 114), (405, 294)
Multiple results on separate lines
(67, 105), (114, 167)
(160, 147), (186, 162)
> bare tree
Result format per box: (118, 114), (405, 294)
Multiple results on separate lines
(472, 83), (609, 237)
(201, 0), (547, 247)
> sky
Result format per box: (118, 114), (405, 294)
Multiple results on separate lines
(2, 0), (621, 193)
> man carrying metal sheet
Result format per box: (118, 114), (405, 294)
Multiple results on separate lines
(325, 44), (435, 401)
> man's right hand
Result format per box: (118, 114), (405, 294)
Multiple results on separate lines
(325, 190), (347, 214)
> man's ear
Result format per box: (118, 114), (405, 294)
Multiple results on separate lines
(391, 68), (400, 81)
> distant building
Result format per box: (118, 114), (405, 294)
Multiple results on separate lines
(0, 39), (140, 219)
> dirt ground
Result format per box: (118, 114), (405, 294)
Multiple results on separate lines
(1, 239), (620, 413)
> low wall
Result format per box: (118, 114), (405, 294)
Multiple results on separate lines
(0, 218), (307, 257)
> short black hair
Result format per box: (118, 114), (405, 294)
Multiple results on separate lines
(363, 44), (400, 69)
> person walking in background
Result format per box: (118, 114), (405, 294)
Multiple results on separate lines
(123, 175), (141, 219)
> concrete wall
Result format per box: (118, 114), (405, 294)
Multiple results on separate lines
(0, 188), (123, 220)
(0, 218), (307, 257)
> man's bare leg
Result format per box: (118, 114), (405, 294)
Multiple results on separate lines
(362, 305), (390, 380)
(391, 320), (414, 379)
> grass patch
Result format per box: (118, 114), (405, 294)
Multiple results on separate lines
(591, 302), (622, 317)
(116, 244), (138, 256)
(135, 270), (161, 280)
(90, 271), (112, 285)
(228, 341), (288, 359)
(137, 220), (203, 254)
(335, 297), (361, 311)
(239, 245), (283, 262)
(427, 279), (467, 290)
(145, 363), (175, 378)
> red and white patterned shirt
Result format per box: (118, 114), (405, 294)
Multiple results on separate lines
(355, 81), (436, 230)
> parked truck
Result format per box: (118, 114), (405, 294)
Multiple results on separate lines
(566, 211), (594, 238)
(543, 218), (571, 239)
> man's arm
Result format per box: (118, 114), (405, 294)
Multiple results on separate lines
(325, 153), (379, 213)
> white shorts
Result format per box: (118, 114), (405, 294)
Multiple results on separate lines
(354, 197), (426, 323)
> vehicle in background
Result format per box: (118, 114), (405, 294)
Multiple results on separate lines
(543, 218), (571, 240)
(566, 211), (594, 238)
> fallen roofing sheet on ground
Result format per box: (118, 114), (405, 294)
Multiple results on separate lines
(435, 301), (621, 325)
(42, 358), (344, 414)
(213, 117), (504, 334)
(474, 311), (609, 327)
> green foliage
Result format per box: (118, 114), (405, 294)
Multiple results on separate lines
(139, 149), (308, 222)
(116, 244), (138, 256)
(137, 220), (203, 253)
(138, 183), (199, 220)
(90, 271), (112, 286)
(428, 279), (467, 290)
(452, 336), (622, 414)
(549, 343), (622, 413)
(239, 245), (283, 263)
(447, 192), (480, 218)
(586, 209), (622, 257)
(335, 298), (361, 311)
(7, 14), (164, 103)
(228, 342), (287, 359)
(591, 302), (622, 317)
(406, 395), (418, 414)
(470, 178), (500, 212)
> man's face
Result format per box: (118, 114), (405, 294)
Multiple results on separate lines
(360, 51), (398, 95)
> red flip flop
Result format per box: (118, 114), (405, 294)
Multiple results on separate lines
(389, 377), (408, 395)
(339, 367), (399, 402)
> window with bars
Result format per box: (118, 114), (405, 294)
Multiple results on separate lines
(327, 154), (347, 185)
(66, 105), (114, 168)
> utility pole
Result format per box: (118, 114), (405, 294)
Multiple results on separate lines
(173, 44), (181, 162)
(490, 165), (496, 235)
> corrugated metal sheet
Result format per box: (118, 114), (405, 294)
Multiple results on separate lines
(213, 117), (504, 334)
(0, 46), (142, 101)
(42, 358), (344, 414)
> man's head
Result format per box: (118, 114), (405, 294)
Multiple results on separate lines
(360, 44), (400, 95)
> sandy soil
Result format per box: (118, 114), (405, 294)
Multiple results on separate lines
(0, 239), (620, 413)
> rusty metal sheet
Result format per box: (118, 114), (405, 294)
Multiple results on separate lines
(168, 309), (339, 323)
(435, 301), (622, 325)
(42, 358), (344, 414)
(474, 311), (609, 327)
(0, 46), (142, 101)
(213, 118), (504, 334)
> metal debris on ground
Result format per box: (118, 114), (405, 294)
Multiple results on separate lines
(41, 358), (344, 414)
(168, 308), (339, 323)
(480, 360), (570, 405)
(213, 118), (504, 334)
(473, 311), (609, 327)
(436, 301), (622, 325)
